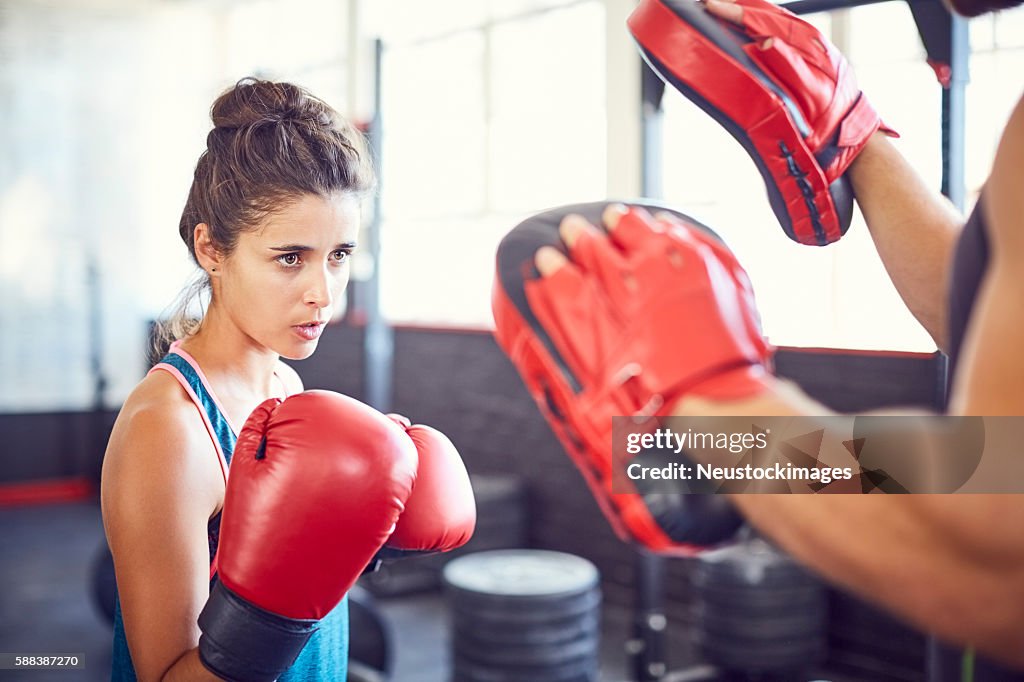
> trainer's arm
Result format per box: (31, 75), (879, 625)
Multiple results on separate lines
(676, 377), (1024, 669)
(847, 133), (964, 352)
(679, 97), (1024, 669)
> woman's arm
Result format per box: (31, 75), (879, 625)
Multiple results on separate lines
(101, 376), (225, 682)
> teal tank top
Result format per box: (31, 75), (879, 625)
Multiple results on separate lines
(110, 346), (349, 681)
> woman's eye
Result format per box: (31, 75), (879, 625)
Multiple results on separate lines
(278, 253), (301, 266)
(332, 249), (350, 263)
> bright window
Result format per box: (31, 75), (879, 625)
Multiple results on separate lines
(377, 0), (606, 325)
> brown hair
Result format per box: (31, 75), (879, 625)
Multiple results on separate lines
(155, 77), (374, 353)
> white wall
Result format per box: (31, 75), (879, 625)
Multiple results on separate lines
(0, 0), (354, 412)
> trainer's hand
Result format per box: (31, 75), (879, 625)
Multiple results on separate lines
(535, 205), (768, 392)
(535, 206), (625, 276)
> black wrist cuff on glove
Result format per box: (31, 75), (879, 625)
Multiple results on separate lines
(198, 579), (318, 682)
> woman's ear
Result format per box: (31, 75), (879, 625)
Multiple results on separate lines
(193, 223), (223, 275)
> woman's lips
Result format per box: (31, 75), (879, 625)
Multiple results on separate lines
(292, 322), (325, 341)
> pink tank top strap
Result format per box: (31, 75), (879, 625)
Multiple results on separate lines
(147, 340), (236, 488)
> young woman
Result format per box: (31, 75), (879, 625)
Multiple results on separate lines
(101, 78), (475, 681)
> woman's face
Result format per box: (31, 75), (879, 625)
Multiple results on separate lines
(216, 192), (360, 360)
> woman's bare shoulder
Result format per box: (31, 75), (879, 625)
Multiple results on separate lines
(108, 370), (205, 455)
(102, 369), (223, 524)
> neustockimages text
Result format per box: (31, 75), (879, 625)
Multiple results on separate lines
(626, 461), (854, 485)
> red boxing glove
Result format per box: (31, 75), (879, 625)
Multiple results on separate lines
(199, 391), (419, 682)
(628, 0), (897, 246)
(384, 417), (476, 554)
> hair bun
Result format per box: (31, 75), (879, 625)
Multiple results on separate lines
(211, 77), (332, 131)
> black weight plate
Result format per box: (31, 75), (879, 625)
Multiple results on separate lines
(697, 633), (826, 671)
(443, 550), (599, 599)
(692, 596), (825, 623)
(455, 632), (599, 668)
(696, 605), (824, 640)
(453, 654), (598, 682)
(453, 611), (600, 647)
(450, 588), (601, 624)
(693, 583), (824, 610)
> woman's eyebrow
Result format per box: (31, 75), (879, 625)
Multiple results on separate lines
(268, 242), (357, 252)
(269, 244), (313, 252)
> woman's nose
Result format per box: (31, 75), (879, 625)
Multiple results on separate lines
(303, 266), (333, 309)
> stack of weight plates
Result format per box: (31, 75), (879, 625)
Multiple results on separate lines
(443, 550), (601, 682)
(691, 538), (826, 676)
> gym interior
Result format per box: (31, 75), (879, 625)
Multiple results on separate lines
(2, 0), (1023, 680)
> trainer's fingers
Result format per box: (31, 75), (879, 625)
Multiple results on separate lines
(653, 211), (683, 227)
(705, 0), (744, 25)
(562, 213), (629, 276)
(535, 246), (568, 277)
(601, 203), (628, 232)
(607, 205), (658, 252)
(558, 213), (593, 249)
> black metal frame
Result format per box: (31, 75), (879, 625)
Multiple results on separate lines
(363, 38), (395, 413)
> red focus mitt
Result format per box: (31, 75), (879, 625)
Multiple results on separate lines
(628, 0), (897, 246)
(492, 202), (771, 555)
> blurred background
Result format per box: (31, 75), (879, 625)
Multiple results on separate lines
(2, 0), (1023, 680)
